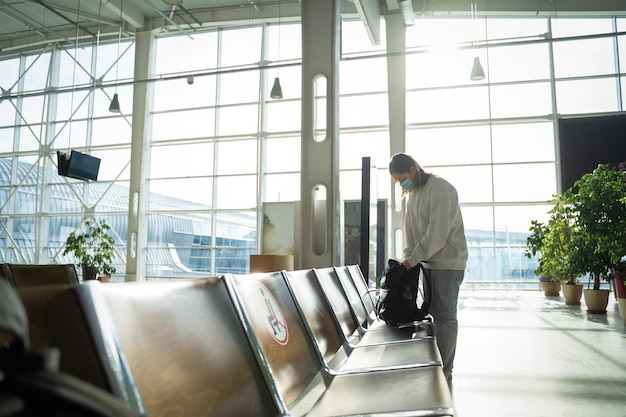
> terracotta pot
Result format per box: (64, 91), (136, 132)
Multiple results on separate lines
(562, 283), (583, 306)
(583, 289), (610, 314)
(97, 276), (110, 283)
(540, 281), (561, 297)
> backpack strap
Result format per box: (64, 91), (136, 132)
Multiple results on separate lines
(415, 263), (433, 320)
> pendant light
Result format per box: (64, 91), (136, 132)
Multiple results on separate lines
(109, 0), (123, 112)
(270, 0), (283, 99)
(470, 0), (485, 81)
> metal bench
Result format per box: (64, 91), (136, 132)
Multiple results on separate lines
(93, 278), (279, 417)
(224, 271), (454, 417)
(284, 268), (442, 371)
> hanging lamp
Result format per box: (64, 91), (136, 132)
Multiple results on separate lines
(110, 0), (124, 112)
(271, 0), (283, 99)
(470, 0), (485, 81)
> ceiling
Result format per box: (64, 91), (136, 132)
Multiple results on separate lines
(2, 0), (626, 54)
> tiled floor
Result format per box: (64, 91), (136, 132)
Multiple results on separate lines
(451, 290), (626, 417)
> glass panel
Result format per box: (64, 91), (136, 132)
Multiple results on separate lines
(19, 96), (46, 126)
(267, 99), (301, 132)
(216, 140), (257, 175)
(406, 86), (490, 123)
(214, 211), (256, 274)
(17, 126), (40, 152)
(407, 18), (476, 48)
(219, 70), (260, 105)
(486, 18), (548, 41)
(217, 104), (258, 136)
(489, 82), (552, 118)
(406, 125), (491, 165)
(462, 205), (494, 283)
(553, 37), (616, 78)
(339, 131), (390, 170)
(92, 149), (132, 182)
(150, 143), (214, 178)
(339, 170), (362, 201)
(551, 18), (613, 38)
(153, 75), (217, 112)
(407, 48), (478, 89)
(487, 43), (550, 82)
(266, 137), (300, 173)
(0, 128), (14, 152)
(493, 163), (557, 202)
(92, 118), (132, 146)
(340, 94), (388, 128)
(267, 23), (302, 62)
(59, 46), (93, 88)
(93, 181), (130, 212)
(265, 173), (300, 202)
(149, 177), (213, 208)
(155, 31), (218, 74)
(152, 108), (215, 140)
(22, 53), (51, 92)
(427, 166), (493, 204)
(95, 41), (134, 84)
(220, 26), (262, 68)
(341, 19), (386, 55)
(55, 120), (87, 149)
(216, 175), (256, 209)
(340, 57), (387, 94)
(556, 78), (619, 114)
(0, 56), (19, 93)
(56, 90), (91, 121)
(0, 100), (15, 127)
(492, 123), (555, 163)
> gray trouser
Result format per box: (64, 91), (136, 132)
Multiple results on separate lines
(427, 268), (465, 380)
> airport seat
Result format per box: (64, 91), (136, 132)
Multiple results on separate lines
(284, 268), (442, 371)
(95, 278), (279, 417)
(2, 263), (79, 288)
(224, 271), (454, 416)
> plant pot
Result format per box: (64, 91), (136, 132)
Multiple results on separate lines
(562, 283), (583, 305)
(618, 298), (626, 328)
(583, 289), (610, 314)
(82, 267), (98, 281)
(611, 277), (626, 299)
(97, 276), (110, 283)
(540, 281), (561, 297)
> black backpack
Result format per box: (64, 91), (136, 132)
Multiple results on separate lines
(0, 279), (143, 417)
(376, 259), (432, 326)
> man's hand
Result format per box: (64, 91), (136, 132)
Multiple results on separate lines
(387, 263), (407, 278)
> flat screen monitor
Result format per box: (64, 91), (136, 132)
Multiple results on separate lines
(57, 151), (69, 176)
(66, 150), (101, 181)
(558, 114), (626, 192)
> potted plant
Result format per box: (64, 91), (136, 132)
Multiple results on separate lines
(524, 219), (561, 297)
(539, 194), (582, 305)
(567, 164), (626, 314)
(63, 219), (117, 281)
(525, 194), (581, 303)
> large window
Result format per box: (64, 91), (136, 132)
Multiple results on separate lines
(1, 14), (625, 286)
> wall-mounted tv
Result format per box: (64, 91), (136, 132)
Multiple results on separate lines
(558, 114), (626, 192)
(57, 151), (70, 176)
(59, 150), (101, 181)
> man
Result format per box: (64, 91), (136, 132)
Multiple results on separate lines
(388, 152), (468, 386)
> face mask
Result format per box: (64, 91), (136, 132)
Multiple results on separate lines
(400, 178), (414, 191)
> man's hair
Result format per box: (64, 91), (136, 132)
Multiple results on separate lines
(389, 153), (430, 188)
